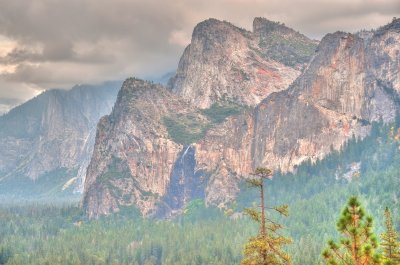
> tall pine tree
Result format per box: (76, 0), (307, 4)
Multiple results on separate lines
(241, 167), (292, 265)
(381, 207), (400, 265)
(322, 196), (382, 265)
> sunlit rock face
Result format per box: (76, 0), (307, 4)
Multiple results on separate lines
(0, 81), (120, 194)
(83, 17), (314, 218)
(83, 18), (400, 218)
(82, 78), (196, 218)
(168, 18), (316, 109)
(197, 19), (400, 207)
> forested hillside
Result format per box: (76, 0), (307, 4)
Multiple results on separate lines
(1, 120), (399, 264)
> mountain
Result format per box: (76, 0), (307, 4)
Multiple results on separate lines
(168, 18), (316, 108)
(0, 81), (121, 200)
(82, 18), (400, 219)
(82, 17), (316, 218)
(196, 19), (400, 206)
(82, 79), (191, 216)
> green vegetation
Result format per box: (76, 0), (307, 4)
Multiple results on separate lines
(322, 197), (382, 264)
(162, 115), (210, 145)
(0, 203), (253, 265)
(259, 31), (317, 67)
(97, 156), (132, 184)
(241, 168), (292, 265)
(201, 103), (242, 123)
(235, 120), (400, 264)
(381, 208), (400, 264)
(163, 103), (243, 145)
(1, 121), (400, 264)
(183, 198), (206, 215)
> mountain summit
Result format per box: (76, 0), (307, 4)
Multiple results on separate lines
(81, 18), (399, 218)
(168, 18), (317, 109)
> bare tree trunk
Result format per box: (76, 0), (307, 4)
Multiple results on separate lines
(260, 181), (266, 237)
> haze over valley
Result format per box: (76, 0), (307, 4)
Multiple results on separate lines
(0, 1), (399, 264)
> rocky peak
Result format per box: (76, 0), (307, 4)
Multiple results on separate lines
(112, 78), (154, 113)
(194, 20), (400, 207)
(289, 31), (368, 118)
(368, 18), (400, 97)
(168, 17), (302, 109)
(82, 18), (399, 219)
(251, 25), (399, 165)
(118, 77), (152, 94)
(82, 78), (193, 218)
(191, 18), (251, 47)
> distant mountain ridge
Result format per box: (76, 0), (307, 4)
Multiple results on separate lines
(1, 17), (398, 219)
(0, 81), (121, 199)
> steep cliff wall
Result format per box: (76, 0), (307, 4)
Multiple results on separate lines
(196, 19), (400, 206)
(82, 78), (193, 218)
(168, 18), (316, 108)
(83, 18), (400, 218)
(83, 17), (315, 218)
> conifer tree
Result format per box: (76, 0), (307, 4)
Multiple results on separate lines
(381, 207), (400, 265)
(322, 196), (382, 265)
(241, 167), (292, 265)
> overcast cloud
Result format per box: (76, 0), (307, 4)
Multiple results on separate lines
(0, 0), (398, 114)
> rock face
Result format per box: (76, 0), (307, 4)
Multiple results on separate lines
(153, 146), (207, 218)
(82, 18), (400, 218)
(196, 19), (400, 206)
(82, 79), (217, 218)
(0, 81), (120, 194)
(168, 18), (316, 109)
(82, 78), (189, 218)
(83, 18), (316, 218)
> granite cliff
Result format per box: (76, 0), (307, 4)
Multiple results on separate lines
(82, 18), (400, 218)
(82, 79), (189, 217)
(83, 17), (316, 218)
(168, 18), (316, 108)
(196, 19), (400, 206)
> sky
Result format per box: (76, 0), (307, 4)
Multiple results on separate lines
(0, 0), (399, 114)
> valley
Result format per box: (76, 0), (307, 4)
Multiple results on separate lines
(0, 14), (399, 265)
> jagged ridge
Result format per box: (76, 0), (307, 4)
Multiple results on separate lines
(168, 18), (316, 109)
(196, 19), (400, 206)
(82, 18), (400, 218)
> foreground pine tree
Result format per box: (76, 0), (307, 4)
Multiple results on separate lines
(322, 196), (382, 265)
(381, 207), (400, 265)
(241, 167), (292, 265)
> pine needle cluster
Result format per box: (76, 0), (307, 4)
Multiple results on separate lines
(381, 207), (400, 265)
(322, 196), (382, 265)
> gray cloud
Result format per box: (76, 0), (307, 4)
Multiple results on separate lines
(0, 78), (41, 114)
(0, 0), (398, 114)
